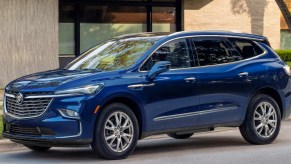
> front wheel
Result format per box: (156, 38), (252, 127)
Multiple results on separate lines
(91, 103), (139, 160)
(240, 94), (281, 145)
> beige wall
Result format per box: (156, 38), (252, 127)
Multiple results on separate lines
(183, 0), (281, 49)
(0, 0), (59, 88)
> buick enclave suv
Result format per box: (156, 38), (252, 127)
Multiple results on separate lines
(2, 31), (291, 160)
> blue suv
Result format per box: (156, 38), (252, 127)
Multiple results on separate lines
(2, 31), (291, 159)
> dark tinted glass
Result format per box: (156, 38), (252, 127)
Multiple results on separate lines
(192, 37), (242, 66)
(59, 5), (75, 23)
(228, 38), (264, 59)
(141, 39), (191, 71)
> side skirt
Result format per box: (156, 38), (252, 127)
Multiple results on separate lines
(140, 121), (243, 139)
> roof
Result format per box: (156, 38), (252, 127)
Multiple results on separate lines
(169, 30), (268, 41)
(114, 30), (268, 42)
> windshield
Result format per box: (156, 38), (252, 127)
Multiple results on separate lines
(65, 37), (158, 71)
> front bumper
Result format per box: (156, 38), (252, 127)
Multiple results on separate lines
(2, 132), (91, 147)
(2, 94), (100, 147)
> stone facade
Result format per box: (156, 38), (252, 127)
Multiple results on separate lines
(183, 0), (281, 49)
(0, 0), (59, 88)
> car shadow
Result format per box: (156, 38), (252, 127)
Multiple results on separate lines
(134, 135), (248, 155)
(2, 134), (250, 162)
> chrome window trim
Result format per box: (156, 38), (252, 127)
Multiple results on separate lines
(138, 35), (267, 72)
(154, 106), (238, 121)
(4, 93), (53, 119)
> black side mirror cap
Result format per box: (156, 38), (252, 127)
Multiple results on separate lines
(148, 61), (171, 80)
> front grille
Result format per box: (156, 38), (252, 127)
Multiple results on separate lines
(5, 91), (52, 118)
(5, 90), (54, 97)
(5, 124), (55, 136)
(8, 125), (41, 136)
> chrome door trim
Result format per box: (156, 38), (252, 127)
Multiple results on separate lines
(184, 77), (196, 82)
(128, 83), (155, 89)
(238, 72), (249, 76)
(153, 106), (238, 121)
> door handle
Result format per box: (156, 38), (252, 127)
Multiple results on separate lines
(238, 72), (249, 77)
(184, 77), (196, 82)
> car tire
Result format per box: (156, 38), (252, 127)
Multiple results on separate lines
(24, 145), (51, 151)
(167, 133), (194, 139)
(91, 103), (139, 160)
(239, 94), (281, 145)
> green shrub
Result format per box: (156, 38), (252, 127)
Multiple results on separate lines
(275, 50), (291, 61)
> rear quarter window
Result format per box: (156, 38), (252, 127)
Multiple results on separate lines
(228, 38), (264, 59)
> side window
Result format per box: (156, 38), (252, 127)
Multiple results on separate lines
(228, 38), (264, 59)
(141, 39), (191, 71)
(192, 37), (242, 66)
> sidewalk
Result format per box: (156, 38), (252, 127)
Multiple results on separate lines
(0, 140), (25, 153)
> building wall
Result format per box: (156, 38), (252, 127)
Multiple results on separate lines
(183, 0), (281, 49)
(0, 0), (59, 88)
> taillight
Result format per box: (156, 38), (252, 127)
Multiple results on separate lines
(283, 65), (291, 76)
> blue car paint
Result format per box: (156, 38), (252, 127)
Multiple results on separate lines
(2, 31), (291, 145)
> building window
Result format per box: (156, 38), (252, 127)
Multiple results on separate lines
(59, 4), (76, 67)
(80, 6), (147, 53)
(152, 7), (176, 32)
(59, 0), (181, 68)
(280, 0), (291, 50)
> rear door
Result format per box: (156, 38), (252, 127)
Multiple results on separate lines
(190, 36), (250, 125)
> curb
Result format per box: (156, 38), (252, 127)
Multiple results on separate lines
(0, 139), (25, 153)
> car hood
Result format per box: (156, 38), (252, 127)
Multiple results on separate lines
(6, 69), (119, 92)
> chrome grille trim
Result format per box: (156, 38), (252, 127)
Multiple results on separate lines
(4, 92), (53, 119)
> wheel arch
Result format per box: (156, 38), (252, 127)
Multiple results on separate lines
(248, 87), (283, 118)
(96, 95), (146, 139)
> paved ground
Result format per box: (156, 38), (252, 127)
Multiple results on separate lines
(0, 120), (290, 164)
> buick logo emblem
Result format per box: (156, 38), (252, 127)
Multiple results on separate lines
(15, 93), (24, 104)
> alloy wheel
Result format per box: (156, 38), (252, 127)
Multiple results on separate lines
(253, 102), (278, 138)
(104, 111), (134, 153)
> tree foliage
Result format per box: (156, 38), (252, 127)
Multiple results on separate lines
(275, 0), (291, 32)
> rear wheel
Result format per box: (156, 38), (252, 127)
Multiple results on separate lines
(91, 103), (139, 160)
(167, 133), (194, 139)
(24, 145), (51, 151)
(240, 94), (281, 145)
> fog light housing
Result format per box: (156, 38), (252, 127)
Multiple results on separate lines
(58, 109), (80, 119)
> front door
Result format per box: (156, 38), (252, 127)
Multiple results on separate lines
(139, 38), (200, 132)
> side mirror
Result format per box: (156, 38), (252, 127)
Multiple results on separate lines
(148, 61), (171, 80)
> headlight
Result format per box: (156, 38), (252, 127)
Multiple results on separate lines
(283, 65), (291, 76)
(55, 83), (104, 95)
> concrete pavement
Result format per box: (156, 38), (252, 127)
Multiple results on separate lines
(0, 120), (290, 163)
